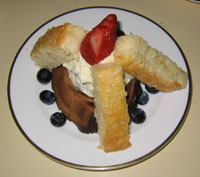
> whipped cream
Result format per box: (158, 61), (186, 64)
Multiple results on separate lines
(63, 52), (133, 98)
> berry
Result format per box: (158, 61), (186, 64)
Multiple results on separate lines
(137, 91), (149, 105)
(117, 30), (125, 37)
(39, 90), (56, 105)
(145, 84), (159, 94)
(130, 108), (146, 124)
(80, 14), (117, 65)
(37, 68), (52, 84)
(50, 112), (66, 127)
(88, 115), (98, 133)
(116, 22), (125, 37)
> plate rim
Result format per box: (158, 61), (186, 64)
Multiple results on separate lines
(7, 6), (193, 171)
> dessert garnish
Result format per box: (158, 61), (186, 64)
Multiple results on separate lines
(39, 90), (56, 105)
(37, 68), (52, 84)
(80, 14), (117, 65)
(130, 108), (146, 124)
(50, 112), (67, 127)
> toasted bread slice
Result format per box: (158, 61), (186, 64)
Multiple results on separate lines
(91, 62), (131, 153)
(114, 34), (188, 92)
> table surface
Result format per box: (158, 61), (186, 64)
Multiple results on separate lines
(1, 0), (199, 176)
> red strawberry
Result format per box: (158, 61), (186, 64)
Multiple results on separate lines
(80, 14), (117, 65)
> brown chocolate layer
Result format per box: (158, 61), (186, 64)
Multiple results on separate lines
(52, 66), (141, 134)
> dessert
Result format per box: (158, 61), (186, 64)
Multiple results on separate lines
(114, 35), (188, 92)
(91, 63), (131, 152)
(31, 13), (188, 153)
(79, 14), (132, 151)
(51, 65), (141, 134)
(51, 66), (97, 133)
(31, 23), (86, 69)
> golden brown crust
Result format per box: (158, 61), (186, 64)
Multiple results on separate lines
(91, 63), (131, 153)
(31, 23), (70, 55)
(114, 35), (188, 92)
(31, 23), (86, 69)
(115, 55), (183, 92)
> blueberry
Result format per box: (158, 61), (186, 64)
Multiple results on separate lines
(145, 84), (159, 94)
(88, 115), (98, 133)
(117, 30), (125, 37)
(37, 68), (52, 84)
(116, 22), (125, 37)
(137, 91), (149, 105)
(50, 112), (66, 127)
(39, 90), (56, 105)
(130, 108), (146, 124)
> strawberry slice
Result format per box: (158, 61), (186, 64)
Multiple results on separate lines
(80, 14), (117, 65)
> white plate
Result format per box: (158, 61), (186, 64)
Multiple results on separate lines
(187, 0), (200, 3)
(8, 7), (192, 171)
